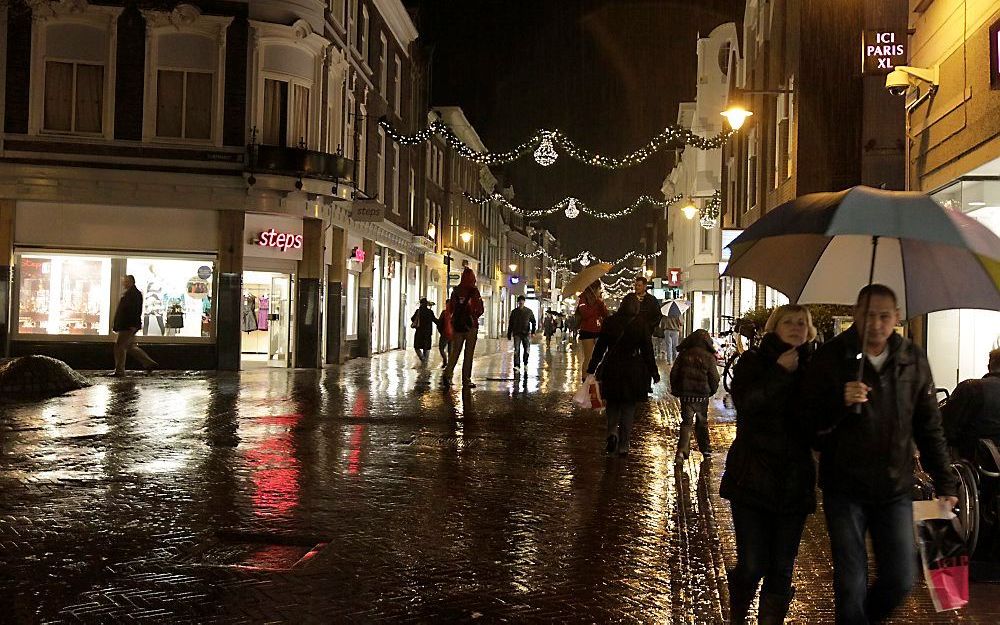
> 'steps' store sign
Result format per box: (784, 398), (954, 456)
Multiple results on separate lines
(862, 30), (906, 74)
(257, 228), (303, 252)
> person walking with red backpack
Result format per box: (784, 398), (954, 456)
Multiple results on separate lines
(443, 267), (485, 388)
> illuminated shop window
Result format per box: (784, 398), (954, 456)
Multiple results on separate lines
(125, 258), (214, 338)
(17, 254), (112, 335)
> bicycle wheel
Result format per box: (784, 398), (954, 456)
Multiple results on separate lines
(952, 461), (980, 557)
(723, 352), (738, 393)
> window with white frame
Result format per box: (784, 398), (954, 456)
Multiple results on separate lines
(330, 0), (346, 27)
(391, 141), (400, 214)
(360, 5), (370, 63)
(39, 22), (110, 135)
(786, 76), (795, 180)
(357, 102), (368, 191)
(156, 69), (212, 139)
(344, 91), (355, 160)
(774, 88), (789, 188)
(262, 78), (310, 147)
(393, 54), (402, 114)
(378, 33), (388, 96)
(347, 0), (357, 47)
(376, 126), (386, 202)
(408, 167), (416, 227)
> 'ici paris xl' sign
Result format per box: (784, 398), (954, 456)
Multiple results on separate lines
(863, 30), (906, 74)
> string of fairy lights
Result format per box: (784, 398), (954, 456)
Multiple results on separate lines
(465, 192), (685, 220)
(379, 117), (731, 169)
(515, 248), (662, 268)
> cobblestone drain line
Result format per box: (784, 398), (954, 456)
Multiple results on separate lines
(0, 342), (997, 623)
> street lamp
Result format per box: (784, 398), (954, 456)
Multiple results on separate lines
(721, 106), (753, 131)
(460, 229), (473, 244)
(509, 263), (517, 272)
(681, 198), (698, 220)
(644, 269), (654, 279)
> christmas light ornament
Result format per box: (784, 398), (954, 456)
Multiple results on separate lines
(534, 132), (558, 166)
(699, 190), (722, 230)
(579, 252), (591, 267)
(564, 198), (580, 219)
(700, 213), (718, 229)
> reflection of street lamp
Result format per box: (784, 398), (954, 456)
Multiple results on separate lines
(460, 229), (473, 244)
(681, 199), (698, 220)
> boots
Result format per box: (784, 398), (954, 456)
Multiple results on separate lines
(726, 570), (754, 625)
(757, 587), (795, 625)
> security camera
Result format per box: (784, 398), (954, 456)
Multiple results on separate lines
(885, 65), (940, 96)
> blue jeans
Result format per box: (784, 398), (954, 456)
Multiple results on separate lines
(512, 333), (530, 367)
(729, 502), (807, 597)
(824, 492), (917, 624)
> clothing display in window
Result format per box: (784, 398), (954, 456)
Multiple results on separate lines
(165, 301), (185, 330)
(241, 294), (258, 333)
(257, 296), (270, 331)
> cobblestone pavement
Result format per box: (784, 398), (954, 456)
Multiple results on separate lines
(1, 339), (997, 623)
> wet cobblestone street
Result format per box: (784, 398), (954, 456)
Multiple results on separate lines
(1, 340), (997, 623)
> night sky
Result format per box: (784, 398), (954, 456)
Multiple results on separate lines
(410, 0), (743, 259)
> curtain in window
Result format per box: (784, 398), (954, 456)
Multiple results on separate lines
(74, 64), (104, 133)
(43, 61), (73, 131)
(291, 84), (310, 147)
(262, 79), (285, 146)
(185, 72), (212, 140)
(156, 70), (184, 138)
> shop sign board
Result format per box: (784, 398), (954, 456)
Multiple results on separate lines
(667, 267), (682, 287)
(352, 200), (385, 222)
(348, 246), (366, 263)
(862, 30), (906, 74)
(991, 19), (1000, 89)
(244, 214), (303, 261)
(256, 228), (303, 252)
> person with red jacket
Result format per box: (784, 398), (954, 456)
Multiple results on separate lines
(443, 267), (485, 388)
(576, 281), (609, 382)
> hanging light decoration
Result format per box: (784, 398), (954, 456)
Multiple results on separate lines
(579, 252), (591, 267)
(534, 131), (558, 166)
(699, 190), (722, 230)
(564, 197), (580, 219)
(700, 213), (718, 229)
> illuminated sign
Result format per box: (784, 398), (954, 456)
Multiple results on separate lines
(667, 267), (682, 287)
(257, 228), (303, 252)
(348, 246), (366, 262)
(991, 19), (1000, 89)
(862, 30), (906, 74)
(510, 276), (521, 284)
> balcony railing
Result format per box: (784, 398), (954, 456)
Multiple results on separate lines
(247, 144), (354, 183)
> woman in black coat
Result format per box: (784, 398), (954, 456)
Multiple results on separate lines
(586, 294), (659, 456)
(719, 304), (817, 624)
(410, 298), (439, 365)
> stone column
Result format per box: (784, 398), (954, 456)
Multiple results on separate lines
(216, 211), (244, 370)
(294, 217), (324, 368)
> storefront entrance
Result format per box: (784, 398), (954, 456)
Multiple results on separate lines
(241, 270), (292, 368)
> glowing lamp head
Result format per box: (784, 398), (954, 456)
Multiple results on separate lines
(460, 230), (473, 244)
(508, 263), (517, 272)
(681, 200), (698, 220)
(722, 106), (753, 131)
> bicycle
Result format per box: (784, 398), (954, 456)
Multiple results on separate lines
(717, 315), (760, 393)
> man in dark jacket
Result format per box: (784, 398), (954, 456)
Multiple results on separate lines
(506, 295), (536, 371)
(112, 275), (158, 376)
(410, 298), (439, 365)
(802, 284), (957, 624)
(443, 267), (485, 388)
(670, 328), (720, 461)
(942, 348), (1000, 460)
(633, 276), (662, 335)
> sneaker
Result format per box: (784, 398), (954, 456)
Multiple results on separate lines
(605, 435), (617, 454)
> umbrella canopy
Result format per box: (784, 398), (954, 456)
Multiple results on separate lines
(661, 299), (691, 317)
(723, 186), (1000, 318)
(562, 262), (613, 297)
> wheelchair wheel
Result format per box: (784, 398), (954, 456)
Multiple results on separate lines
(952, 461), (980, 556)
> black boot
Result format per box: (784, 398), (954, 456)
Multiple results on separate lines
(726, 570), (754, 625)
(757, 587), (794, 625)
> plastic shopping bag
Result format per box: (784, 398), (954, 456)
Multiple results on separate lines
(913, 500), (969, 612)
(573, 374), (606, 410)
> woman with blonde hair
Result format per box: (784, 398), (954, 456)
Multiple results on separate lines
(720, 304), (818, 624)
(576, 280), (609, 381)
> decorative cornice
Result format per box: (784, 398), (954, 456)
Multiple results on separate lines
(372, 0), (418, 55)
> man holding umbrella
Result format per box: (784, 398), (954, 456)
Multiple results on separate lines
(803, 284), (957, 623)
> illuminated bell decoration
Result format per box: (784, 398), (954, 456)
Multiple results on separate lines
(564, 198), (580, 219)
(579, 253), (591, 267)
(700, 213), (718, 230)
(534, 132), (558, 167)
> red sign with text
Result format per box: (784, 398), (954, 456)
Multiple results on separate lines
(257, 228), (303, 252)
(667, 267), (682, 287)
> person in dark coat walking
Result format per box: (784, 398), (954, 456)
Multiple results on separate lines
(802, 284), (957, 624)
(942, 348), (1000, 461)
(410, 298), (439, 365)
(507, 295), (536, 371)
(586, 294), (659, 456)
(670, 328), (720, 461)
(112, 275), (158, 376)
(720, 304), (818, 624)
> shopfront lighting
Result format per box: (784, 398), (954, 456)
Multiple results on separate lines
(681, 200), (698, 220)
(721, 106), (753, 131)
(460, 230), (473, 244)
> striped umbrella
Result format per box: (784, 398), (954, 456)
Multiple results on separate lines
(722, 186), (1000, 319)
